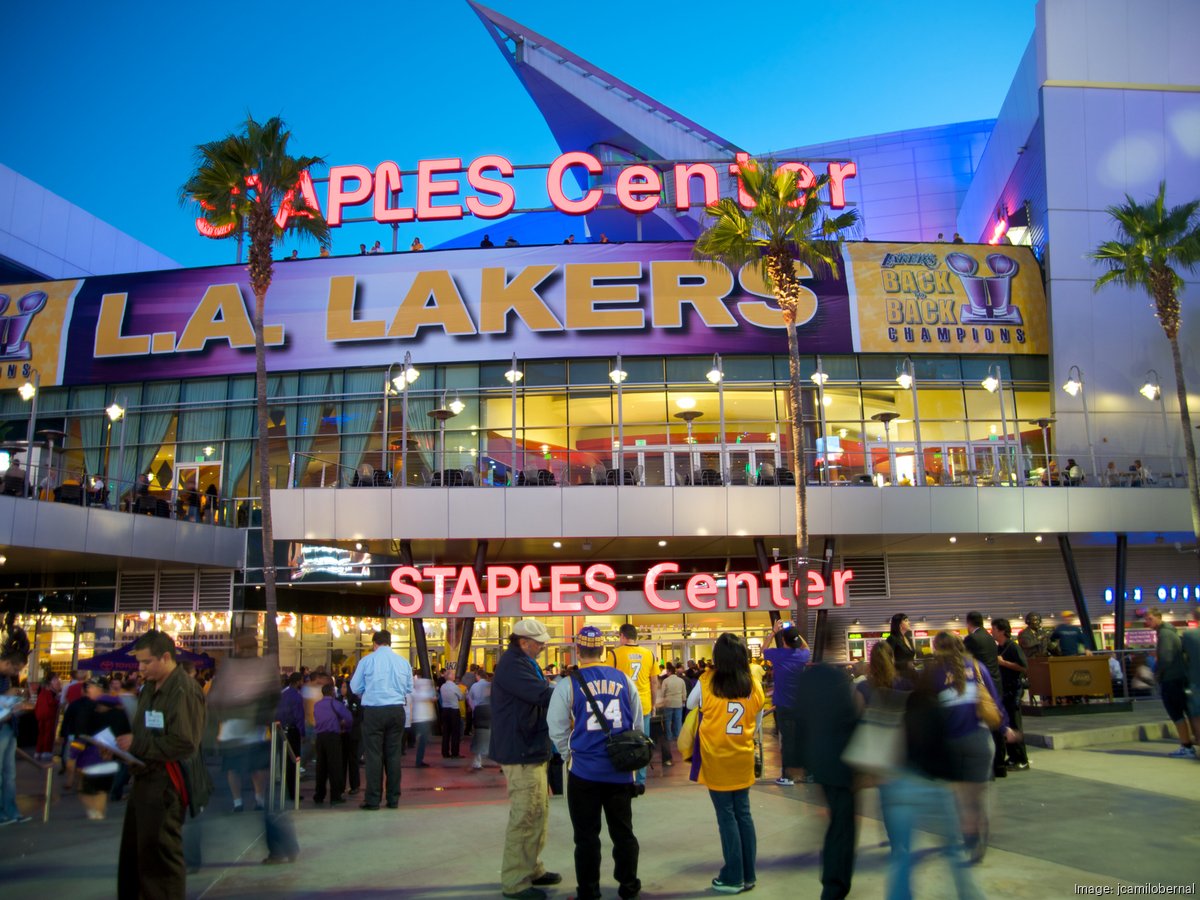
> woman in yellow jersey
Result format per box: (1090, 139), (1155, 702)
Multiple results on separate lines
(686, 633), (765, 895)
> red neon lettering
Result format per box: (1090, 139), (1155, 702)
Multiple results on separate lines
(672, 163), (720, 211)
(425, 566), (456, 614)
(615, 164), (662, 214)
(686, 574), (718, 610)
(448, 567), (485, 614)
(487, 565), (520, 612)
(521, 564), (549, 613)
(806, 570), (827, 607)
(989, 218), (1007, 245)
(416, 158), (464, 221)
(833, 568), (854, 606)
(388, 566), (423, 615)
(549, 564), (583, 612)
(547, 151), (603, 215)
(776, 162), (816, 208)
(326, 165), (373, 227)
(275, 170), (322, 229)
(765, 564), (790, 608)
(827, 162), (856, 209)
(373, 161), (415, 224)
(583, 564), (618, 612)
(466, 155), (516, 219)
(644, 563), (680, 611)
(726, 572), (759, 609)
(728, 152), (755, 208)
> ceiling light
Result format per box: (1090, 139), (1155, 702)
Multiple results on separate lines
(948, 536), (957, 544)
(657, 540), (667, 547)
(675, 396), (696, 410)
(1035, 535), (1043, 543)
(552, 541), (562, 549)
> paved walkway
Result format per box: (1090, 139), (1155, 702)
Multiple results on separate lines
(3, 719), (1199, 898)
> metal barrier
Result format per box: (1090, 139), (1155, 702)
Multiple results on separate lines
(15, 747), (54, 823)
(267, 721), (300, 813)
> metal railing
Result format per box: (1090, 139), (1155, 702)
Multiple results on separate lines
(266, 721), (301, 813)
(15, 747), (55, 823)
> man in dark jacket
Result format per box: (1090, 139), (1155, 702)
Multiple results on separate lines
(991, 618), (1029, 770)
(490, 619), (560, 900)
(964, 611), (1006, 778)
(1144, 608), (1195, 757)
(791, 664), (858, 900)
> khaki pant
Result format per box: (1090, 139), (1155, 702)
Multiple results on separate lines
(500, 762), (551, 893)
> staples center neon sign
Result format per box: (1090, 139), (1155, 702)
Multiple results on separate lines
(193, 152), (857, 236)
(387, 562), (854, 617)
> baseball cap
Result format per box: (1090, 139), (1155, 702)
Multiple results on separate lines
(86, 676), (106, 688)
(512, 619), (551, 643)
(576, 625), (605, 648)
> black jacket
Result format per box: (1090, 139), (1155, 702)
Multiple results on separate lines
(790, 664), (857, 787)
(885, 632), (917, 668)
(489, 645), (554, 765)
(964, 628), (1001, 684)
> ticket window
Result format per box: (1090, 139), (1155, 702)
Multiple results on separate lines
(846, 632), (884, 663)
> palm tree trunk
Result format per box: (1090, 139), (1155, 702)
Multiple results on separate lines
(784, 306), (810, 641)
(253, 286), (280, 657)
(1168, 333), (1200, 561)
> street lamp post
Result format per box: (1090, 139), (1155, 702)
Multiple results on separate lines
(896, 358), (923, 486)
(386, 353), (419, 487)
(1062, 365), (1097, 483)
(18, 370), (39, 497)
(982, 365), (1021, 485)
(610, 355), (627, 476)
(811, 358), (829, 484)
(1140, 370), (1177, 481)
(707, 354), (725, 480)
(505, 354), (523, 485)
(1029, 417), (1056, 484)
(106, 395), (128, 509)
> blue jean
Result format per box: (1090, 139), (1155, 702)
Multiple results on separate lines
(662, 707), (683, 744)
(878, 774), (982, 900)
(709, 788), (756, 886)
(0, 727), (16, 820)
(635, 717), (652, 786)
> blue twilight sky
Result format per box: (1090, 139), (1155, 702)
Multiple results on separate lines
(1, 0), (1038, 270)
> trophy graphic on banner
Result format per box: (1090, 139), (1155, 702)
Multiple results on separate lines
(945, 253), (1023, 325)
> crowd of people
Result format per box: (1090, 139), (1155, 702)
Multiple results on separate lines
(2, 605), (1199, 899)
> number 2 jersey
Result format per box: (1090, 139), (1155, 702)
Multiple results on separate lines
(608, 644), (654, 713)
(695, 670), (765, 791)
(547, 662), (643, 784)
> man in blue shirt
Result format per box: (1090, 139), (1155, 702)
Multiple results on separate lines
(1050, 610), (1091, 656)
(548, 625), (642, 900)
(350, 630), (413, 810)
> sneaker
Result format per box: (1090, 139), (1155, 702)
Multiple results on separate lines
(1007, 761), (1030, 771)
(743, 882), (755, 892)
(774, 777), (794, 786)
(1167, 745), (1195, 758)
(711, 877), (745, 894)
(233, 801), (244, 813)
(531, 872), (563, 886)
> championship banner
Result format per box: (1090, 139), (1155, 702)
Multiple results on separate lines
(848, 242), (1047, 355)
(0, 279), (78, 389)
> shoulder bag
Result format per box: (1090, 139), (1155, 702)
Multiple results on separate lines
(841, 686), (907, 778)
(571, 670), (654, 773)
(973, 662), (1003, 731)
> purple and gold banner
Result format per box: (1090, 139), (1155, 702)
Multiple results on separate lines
(0, 241), (1044, 388)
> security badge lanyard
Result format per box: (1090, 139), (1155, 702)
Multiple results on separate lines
(144, 683), (168, 732)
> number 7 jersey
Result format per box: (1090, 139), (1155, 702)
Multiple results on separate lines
(609, 644), (654, 714)
(696, 671), (765, 791)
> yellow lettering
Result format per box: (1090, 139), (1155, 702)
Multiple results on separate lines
(563, 263), (643, 330)
(898, 270), (917, 293)
(885, 298), (904, 324)
(737, 260), (816, 327)
(94, 293), (151, 358)
(918, 272), (935, 294)
(388, 271), (477, 337)
(934, 270), (953, 292)
(326, 275), (386, 342)
(176, 284), (260, 352)
(920, 299), (938, 323)
(478, 265), (562, 333)
(881, 270), (900, 292)
(649, 261), (736, 329)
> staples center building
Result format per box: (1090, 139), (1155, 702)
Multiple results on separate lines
(0, 0), (1197, 674)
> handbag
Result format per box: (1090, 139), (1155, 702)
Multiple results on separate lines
(678, 706), (701, 761)
(973, 663), (1002, 731)
(841, 687), (906, 777)
(571, 671), (654, 773)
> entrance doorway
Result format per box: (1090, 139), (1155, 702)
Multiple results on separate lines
(174, 462), (223, 523)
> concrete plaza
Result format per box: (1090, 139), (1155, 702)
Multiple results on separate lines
(2, 712), (1198, 898)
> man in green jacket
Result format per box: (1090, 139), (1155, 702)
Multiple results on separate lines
(1143, 609), (1194, 758)
(116, 630), (209, 899)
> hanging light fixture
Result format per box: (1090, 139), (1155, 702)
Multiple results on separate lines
(706, 353), (724, 384)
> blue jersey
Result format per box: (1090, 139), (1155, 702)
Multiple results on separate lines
(555, 664), (638, 784)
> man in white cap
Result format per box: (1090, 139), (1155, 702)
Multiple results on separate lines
(548, 625), (642, 900)
(491, 619), (560, 900)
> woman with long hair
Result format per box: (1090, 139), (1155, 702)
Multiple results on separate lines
(854, 640), (912, 713)
(686, 632), (765, 894)
(886, 613), (917, 671)
(924, 631), (1012, 863)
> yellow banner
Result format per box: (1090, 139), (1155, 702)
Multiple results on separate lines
(0, 280), (75, 388)
(850, 243), (1047, 354)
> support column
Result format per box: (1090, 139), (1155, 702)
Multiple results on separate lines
(754, 539), (783, 646)
(1114, 533), (1128, 652)
(1057, 534), (1097, 651)
(455, 541), (488, 676)
(402, 540), (432, 679)
(812, 537), (837, 663)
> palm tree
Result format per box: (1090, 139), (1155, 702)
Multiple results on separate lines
(1091, 181), (1200, 547)
(181, 116), (329, 655)
(694, 158), (858, 625)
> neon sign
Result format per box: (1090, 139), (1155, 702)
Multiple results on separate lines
(195, 152), (858, 236)
(387, 562), (854, 617)
(1103, 584), (1199, 604)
